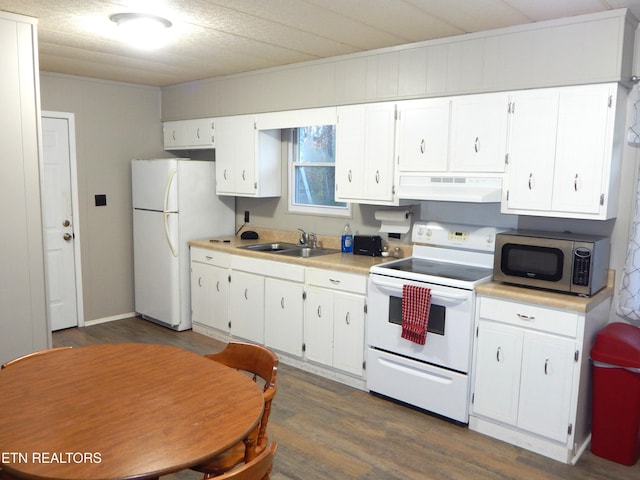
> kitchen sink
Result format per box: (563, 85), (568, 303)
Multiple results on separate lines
(237, 243), (340, 257)
(238, 242), (299, 252)
(275, 247), (340, 258)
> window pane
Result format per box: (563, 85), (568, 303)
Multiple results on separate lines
(294, 165), (346, 207)
(297, 126), (335, 164)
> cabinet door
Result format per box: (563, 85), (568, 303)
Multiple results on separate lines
(215, 115), (256, 195)
(472, 321), (523, 425)
(552, 84), (613, 215)
(397, 98), (450, 172)
(363, 103), (396, 201)
(190, 262), (229, 332)
(335, 105), (366, 200)
(234, 116), (258, 195)
(229, 270), (264, 343)
(209, 264), (230, 332)
(517, 331), (576, 442)
(191, 261), (214, 327)
(304, 287), (334, 367)
(264, 278), (304, 356)
(163, 121), (186, 149)
(449, 92), (509, 172)
(336, 103), (396, 203)
(333, 292), (365, 376)
(505, 89), (559, 211)
(186, 118), (215, 148)
(215, 116), (237, 194)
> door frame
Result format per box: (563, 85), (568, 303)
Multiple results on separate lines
(42, 111), (85, 328)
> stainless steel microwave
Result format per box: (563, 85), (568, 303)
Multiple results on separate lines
(493, 230), (610, 296)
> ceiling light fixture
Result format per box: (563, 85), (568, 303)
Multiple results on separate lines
(110, 13), (172, 50)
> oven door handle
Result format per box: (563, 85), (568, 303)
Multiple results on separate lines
(371, 278), (469, 303)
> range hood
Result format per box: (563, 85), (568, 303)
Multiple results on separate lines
(397, 175), (502, 203)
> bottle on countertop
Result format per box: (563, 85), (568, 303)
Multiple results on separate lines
(341, 223), (353, 253)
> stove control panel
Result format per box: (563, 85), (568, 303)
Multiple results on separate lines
(412, 222), (505, 252)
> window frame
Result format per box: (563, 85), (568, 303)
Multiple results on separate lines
(286, 127), (351, 218)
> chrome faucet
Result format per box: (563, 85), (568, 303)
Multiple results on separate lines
(309, 232), (317, 248)
(298, 228), (309, 246)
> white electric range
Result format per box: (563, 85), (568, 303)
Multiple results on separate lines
(367, 221), (504, 423)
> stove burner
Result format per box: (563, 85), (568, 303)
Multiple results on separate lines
(379, 257), (493, 283)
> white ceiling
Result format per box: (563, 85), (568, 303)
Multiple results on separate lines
(1, 0), (640, 87)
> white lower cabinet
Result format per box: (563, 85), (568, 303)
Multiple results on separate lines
(190, 250), (367, 385)
(265, 277), (305, 356)
(229, 269), (265, 344)
(304, 268), (366, 377)
(470, 295), (609, 464)
(472, 321), (575, 442)
(190, 248), (230, 332)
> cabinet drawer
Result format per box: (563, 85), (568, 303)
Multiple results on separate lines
(191, 247), (230, 267)
(231, 255), (304, 282)
(479, 297), (578, 338)
(306, 268), (366, 295)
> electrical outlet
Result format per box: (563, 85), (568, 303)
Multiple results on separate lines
(244, 211), (250, 223)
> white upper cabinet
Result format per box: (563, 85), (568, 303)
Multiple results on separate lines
(163, 118), (215, 150)
(335, 102), (397, 205)
(215, 114), (281, 197)
(397, 98), (450, 173)
(449, 92), (510, 173)
(503, 83), (622, 219)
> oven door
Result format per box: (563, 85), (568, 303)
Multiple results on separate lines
(367, 274), (475, 373)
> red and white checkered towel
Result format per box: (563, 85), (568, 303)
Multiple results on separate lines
(401, 284), (431, 345)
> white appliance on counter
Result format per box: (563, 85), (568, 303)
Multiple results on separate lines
(132, 159), (234, 331)
(367, 222), (503, 423)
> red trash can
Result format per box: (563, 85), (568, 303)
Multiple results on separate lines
(591, 322), (640, 466)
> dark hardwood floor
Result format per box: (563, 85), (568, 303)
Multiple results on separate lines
(53, 317), (638, 480)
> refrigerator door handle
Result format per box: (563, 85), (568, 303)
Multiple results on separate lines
(164, 212), (178, 257)
(163, 168), (178, 257)
(163, 168), (177, 213)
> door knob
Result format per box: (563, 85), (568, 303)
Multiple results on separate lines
(63, 233), (73, 242)
(62, 220), (71, 227)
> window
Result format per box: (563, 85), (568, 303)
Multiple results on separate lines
(288, 125), (350, 216)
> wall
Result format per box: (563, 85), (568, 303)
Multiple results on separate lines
(39, 73), (168, 323)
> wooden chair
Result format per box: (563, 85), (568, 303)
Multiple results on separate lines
(1, 346), (73, 369)
(192, 342), (278, 478)
(210, 442), (277, 480)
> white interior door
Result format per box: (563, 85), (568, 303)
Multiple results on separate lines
(42, 113), (82, 331)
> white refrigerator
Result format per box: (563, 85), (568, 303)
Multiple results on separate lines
(132, 159), (234, 331)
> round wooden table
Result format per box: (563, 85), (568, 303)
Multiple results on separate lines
(0, 343), (264, 480)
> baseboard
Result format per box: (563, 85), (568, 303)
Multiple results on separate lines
(83, 312), (137, 327)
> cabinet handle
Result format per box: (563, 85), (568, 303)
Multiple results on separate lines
(172, 130), (176, 141)
(375, 170), (380, 184)
(317, 305), (322, 318)
(544, 358), (550, 375)
(496, 347), (503, 362)
(329, 278), (341, 284)
(345, 312), (351, 325)
(574, 173), (579, 191)
(528, 173), (534, 190)
(474, 136), (479, 153)
(198, 277), (202, 288)
(348, 169), (352, 183)
(420, 138), (425, 154)
(280, 297), (285, 309)
(216, 281), (220, 292)
(242, 169), (246, 181)
(516, 313), (535, 320)
(206, 255), (213, 260)
(196, 127), (200, 139)
(244, 288), (248, 300)
(223, 169), (228, 180)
